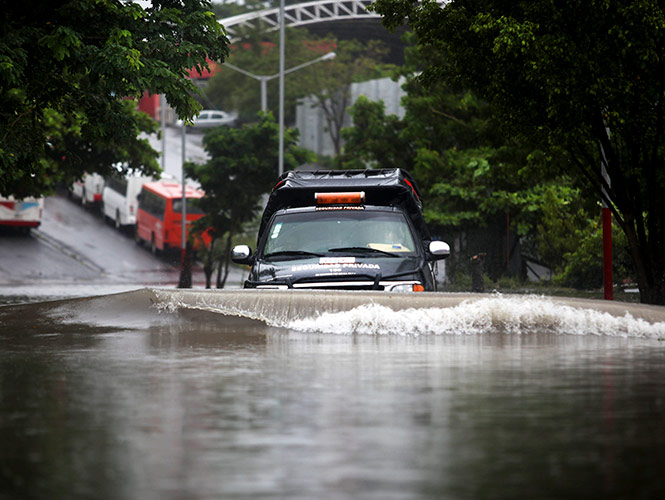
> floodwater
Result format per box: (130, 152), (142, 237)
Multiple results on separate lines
(1, 289), (665, 500)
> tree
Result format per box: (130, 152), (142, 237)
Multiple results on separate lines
(184, 112), (314, 288)
(1, 0), (229, 197)
(340, 34), (598, 284)
(42, 101), (162, 195)
(205, 28), (393, 157)
(211, 0), (260, 20)
(205, 27), (335, 123)
(370, 0), (665, 304)
(343, 96), (598, 284)
(300, 39), (393, 157)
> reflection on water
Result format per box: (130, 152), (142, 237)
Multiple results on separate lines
(1, 290), (664, 499)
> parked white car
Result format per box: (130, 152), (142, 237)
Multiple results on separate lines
(102, 174), (152, 229)
(176, 109), (237, 130)
(70, 173), (105, 206)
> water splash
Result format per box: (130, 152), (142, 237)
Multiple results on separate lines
(288, 296), (665, 338)
(152, 290), (665, 339)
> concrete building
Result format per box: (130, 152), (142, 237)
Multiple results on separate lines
(296, 76), (406, 157)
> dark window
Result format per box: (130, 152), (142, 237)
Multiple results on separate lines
(172, 197), (205, 215)
(139, 189), (166, 219)
(106, 176), (127, 195)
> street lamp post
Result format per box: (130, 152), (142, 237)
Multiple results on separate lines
(224, 49), (335, 177)
(160, 94), (166, 171)
(177, 118), (191, 288)
(279, 0), (285, 176)
(223, 51), (336, 113)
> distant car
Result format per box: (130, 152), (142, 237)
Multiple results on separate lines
(176, 110), (237, 130)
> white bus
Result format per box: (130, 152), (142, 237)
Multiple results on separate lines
(0, 195), (44, 233)
(102, 174), (152, 229)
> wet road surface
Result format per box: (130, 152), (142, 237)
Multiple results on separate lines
(2, 176), (665, 499)
(0, 193), (246, 304)
(1, 289), (664, 499)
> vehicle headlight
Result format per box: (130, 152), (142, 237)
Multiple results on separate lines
(388, 283), (424, 292)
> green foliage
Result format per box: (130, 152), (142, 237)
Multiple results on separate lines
(370, 0), (665, 303)
(340, 96), (413, 170)
(555, 220), (634, 290)
(1, 0), (229, 197)
(205, 28), (393, 155)
(184, 112), (314, 284)
(205, 28), (334, 123)
(342, 36), (592, 281)
(211, 0), (260, 19)
(186, 112), (310, 235)
(297, 39), (394, 156)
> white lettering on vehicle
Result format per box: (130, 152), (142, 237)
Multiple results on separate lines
(315, 206), (365, 211)
(291, 263), (381, 272)
(319, 257), (355, 265)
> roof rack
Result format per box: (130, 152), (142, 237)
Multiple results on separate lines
(258, 169), (430, 241)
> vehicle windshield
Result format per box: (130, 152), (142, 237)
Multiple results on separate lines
(262, 210), (418, 258)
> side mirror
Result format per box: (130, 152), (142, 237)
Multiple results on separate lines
(231, 244), (254, 265)
(428, 240), (450, 260)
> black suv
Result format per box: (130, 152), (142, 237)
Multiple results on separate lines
(231, 169), (450, 291)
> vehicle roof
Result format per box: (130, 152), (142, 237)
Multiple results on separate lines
(259, 169), (430, 241)
(275, 205), (403, 215)
(142, 181), (204, 199)
(271, 168), (422, 196)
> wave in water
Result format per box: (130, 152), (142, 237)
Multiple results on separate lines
(154, 290), (665, 339)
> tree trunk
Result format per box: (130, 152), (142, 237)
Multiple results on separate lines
(317, 85), (351, 157)
(204, 266), (212, 289)
(217, 233), (233, 289)
(217, 231), (233, 288)
(203, 238), (216, 289)
(215, 257), (223, 289)
(623, 219), (665, 305)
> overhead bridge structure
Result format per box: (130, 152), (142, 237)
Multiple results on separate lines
(220, 0), (381, 39)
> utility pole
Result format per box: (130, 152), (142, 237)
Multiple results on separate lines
(160, 94), (166, 172)
(178, 121), (191, 288)
(278, 0), (285, 176)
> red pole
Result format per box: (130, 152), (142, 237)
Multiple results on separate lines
(602, 207), (613, 300)
(601, 124), (613, 301)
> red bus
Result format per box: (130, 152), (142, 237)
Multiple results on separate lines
(135, 181), (211, 253)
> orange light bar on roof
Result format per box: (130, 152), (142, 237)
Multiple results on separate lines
(315, 191), (365, 205)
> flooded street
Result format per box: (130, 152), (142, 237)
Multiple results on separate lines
(1, 289), (664, 499)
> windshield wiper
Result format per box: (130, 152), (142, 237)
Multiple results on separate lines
(328, 246), (401, 258)
(262, 250), (324, 260)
